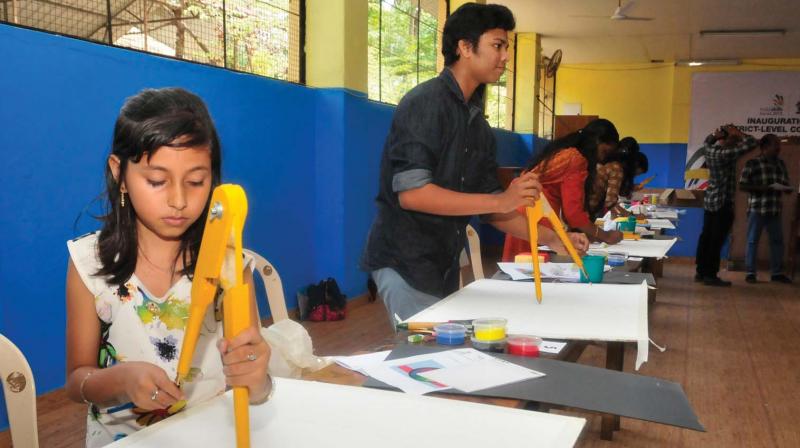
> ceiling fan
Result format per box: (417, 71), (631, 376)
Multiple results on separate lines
(571, 0), (654, 21)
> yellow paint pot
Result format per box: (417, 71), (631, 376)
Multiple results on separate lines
(472, 318), (508, 341)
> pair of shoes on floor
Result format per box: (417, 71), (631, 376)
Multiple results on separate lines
(694, 274), (704, 282)
(703, 276), (732, 287)
(745, 274), (757, 283)
(771, 274), (792, 284)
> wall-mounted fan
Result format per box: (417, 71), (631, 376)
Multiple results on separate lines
(571, 0), (654, 21)
(542, 49), (562, 78)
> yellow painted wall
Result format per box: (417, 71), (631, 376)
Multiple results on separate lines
(513, 33), (540, 133)
(556, 59), (800, 143)
(306, 0), (367, 92)
(556, 63), (676, 142)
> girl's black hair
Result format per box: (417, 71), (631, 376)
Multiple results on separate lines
(442, 3), (515, 66)
(606, 136), (641, 198)
(96, 87), (222, 286)
(526, 118), (619, 210)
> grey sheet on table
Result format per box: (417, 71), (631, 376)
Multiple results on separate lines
(362, 344), (704, 432)
(491, 269), (656, 286)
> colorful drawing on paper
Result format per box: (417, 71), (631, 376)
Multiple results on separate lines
(392, 360), (448, 389)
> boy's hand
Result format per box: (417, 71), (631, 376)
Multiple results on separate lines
(218, 326), (272, 403)
(497, 172), (542, 213)
(120, 361), (185, 410)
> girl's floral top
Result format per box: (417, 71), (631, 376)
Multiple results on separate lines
(68, 232), (253, 447)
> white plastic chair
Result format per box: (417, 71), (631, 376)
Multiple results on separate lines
(459, 224), (485, 288)
(0, 333), (39, 447)
(244, 249), (290, 323)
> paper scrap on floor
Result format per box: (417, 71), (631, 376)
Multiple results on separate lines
(334, 350), (391, 374)
(361, 348), (544, 395)
(498, 262), (611, 282)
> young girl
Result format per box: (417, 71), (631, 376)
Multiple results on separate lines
(589, 136), (649, 218)
(501, 119), (622, 261)
(65, 88), (273, 446)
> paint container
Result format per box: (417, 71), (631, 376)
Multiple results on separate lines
(407, 334), (425, 344)
(580, 255), (605, 283)
(607, 252), (627, 267)
(434, 323), (466, 346)
(471, 336), (507, 353)
(472, 318), (508, 341)
(616, 216), (636, 232)
(507, 336), (542, 357)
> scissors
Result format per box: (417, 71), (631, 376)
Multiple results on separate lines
(176, 184), (252, 447)
(525, 195), (590, 303)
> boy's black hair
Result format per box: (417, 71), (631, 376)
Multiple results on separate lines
(606, 136), (643, 198)
(442, 3), (515, 66)
(759, 133), (779, 149)
(527, 118), (620, 211)
(96, 87), (222, 286)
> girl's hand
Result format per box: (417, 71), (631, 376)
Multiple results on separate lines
(218, 326), (272, 403)
(120, 361), (185, 410)
(568, 232), (590, 254)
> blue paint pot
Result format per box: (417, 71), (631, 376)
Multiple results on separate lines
(435, 323), (467, 345)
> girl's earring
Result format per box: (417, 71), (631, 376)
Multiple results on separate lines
(121, 191), (126, 208)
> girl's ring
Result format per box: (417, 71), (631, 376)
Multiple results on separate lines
(151, 389), (160, 401)
(247, 353), (257, 362)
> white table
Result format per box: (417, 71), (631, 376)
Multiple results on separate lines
(108, 378), (586, 447)
(406, 279), (650, 370)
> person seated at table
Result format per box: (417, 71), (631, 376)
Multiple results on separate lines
(502, 119), (623, 262)
(65, 88), (273, 447)
(360, 3), (589, 323)
(589, 137), (649, 219)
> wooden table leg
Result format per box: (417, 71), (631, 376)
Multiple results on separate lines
(601, 342), (625, 440)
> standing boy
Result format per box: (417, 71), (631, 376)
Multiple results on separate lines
(739, 134), (792, 283)
(695, 125), (757, 286)
(361, 3), (588, 321)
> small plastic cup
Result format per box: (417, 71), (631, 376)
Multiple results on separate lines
(616, 217), (636, 232)
(472, 318), (508, 341)
(471, 336), (507, 353)
(507, 336), (542, 357)
(434, 323), (466, 345)
(580, 255), (605, 283)
(607, 252), (627, 267)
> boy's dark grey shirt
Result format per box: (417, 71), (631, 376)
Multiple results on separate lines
(361, 68), (502, 298)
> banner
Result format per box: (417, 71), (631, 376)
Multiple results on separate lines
(685, 71), (800, 189)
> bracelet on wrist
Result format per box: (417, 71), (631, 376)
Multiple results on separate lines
(79, 369), (96, 406)
(251, 375), (276, 405)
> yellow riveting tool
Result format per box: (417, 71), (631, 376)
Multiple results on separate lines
(176, 184), (252, 448)
(525, 195), (590, 303)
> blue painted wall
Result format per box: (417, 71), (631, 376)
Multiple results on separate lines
(0, 24), (322, 430)
(0, 23), (703, 432)
(636, 143), (689, 189)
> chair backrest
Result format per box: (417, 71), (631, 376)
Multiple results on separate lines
(244, 249), (290, 323)
(0, 333), (39, 448)
(459, 224), (485, 288)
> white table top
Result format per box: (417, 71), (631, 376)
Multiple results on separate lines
(107, 377), (586, 447)
(407, 279), (650, 369)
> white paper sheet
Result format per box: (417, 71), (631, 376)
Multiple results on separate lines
(421, 354), (545, 393)
(590, 238), (677, 259)
(498, 262), (611, 282)
(361, 348), (539, 395)
(334, 350), (390, 374)
(643, 218), (676, 230)
(108, 378), (585, 448)
(407, 279), (650, 370)
(539, 340), (567, 354)
(653, 210), (679, 219)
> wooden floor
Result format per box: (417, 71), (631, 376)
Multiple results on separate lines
(2, 258), (799, 447)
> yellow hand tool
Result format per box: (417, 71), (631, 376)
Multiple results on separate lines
(525, 195), (590, 303)
(176, 184), (252, 448)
